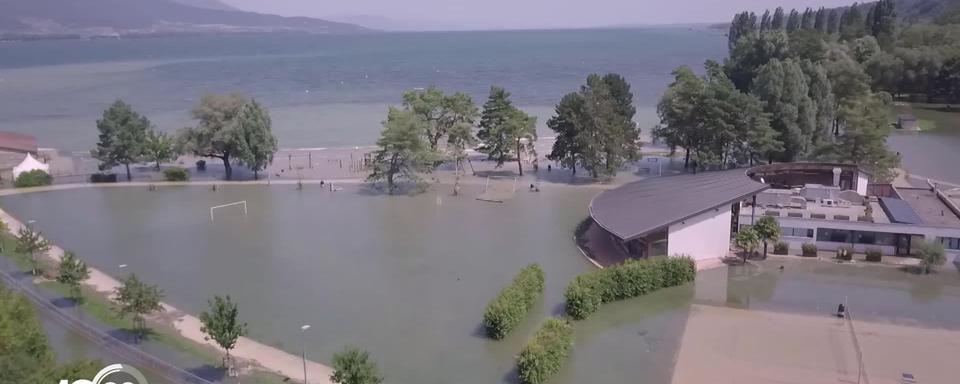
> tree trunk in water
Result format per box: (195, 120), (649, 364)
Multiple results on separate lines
(155, 160), (161, 171)
(684, 151), (690, 169)
(253, 170), (259, 180)
(516, 140), (523, 176)
(763, 241), (768, 259)
(222, 155), (233, 181)
(125, 163), (132, 181)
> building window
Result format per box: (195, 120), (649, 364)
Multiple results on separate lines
(817, 228), (851, 243)
(853, 231), (896, 246)
(940, 237), (960, 250)
(781, 226), (814, 238)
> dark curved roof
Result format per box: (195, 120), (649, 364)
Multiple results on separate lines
(590, 168), (768, 241)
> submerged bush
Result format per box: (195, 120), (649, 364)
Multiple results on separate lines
(517, 317), (574, 384)
(773, 241), (789, 255)
(14, 169), (52, 188)
(482, 263), (545, 340)
(801, 243), (818, 257)
(564, 256), (695, 320)
(163, 166), (190, 181)
(865, 247), (882, 262)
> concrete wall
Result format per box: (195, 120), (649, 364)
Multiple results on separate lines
(856, 173), (869, 196)
(668, 206), (732, 261)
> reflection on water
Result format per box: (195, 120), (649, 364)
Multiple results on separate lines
(6, 186), (960, 384)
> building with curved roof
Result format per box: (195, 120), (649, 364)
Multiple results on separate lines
(584, 163), (960, 266)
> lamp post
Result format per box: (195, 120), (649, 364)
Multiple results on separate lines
(301, 324), (311, 384)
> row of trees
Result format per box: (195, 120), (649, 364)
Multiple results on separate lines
(367, 86), (536, 193)
(93, 93), (279, 181)
(657, 1), (917, 180)
(369, 74), (644, 192)
(729, 2), (898, 51)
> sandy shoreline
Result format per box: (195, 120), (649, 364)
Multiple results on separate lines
(0, 202), (335, 384)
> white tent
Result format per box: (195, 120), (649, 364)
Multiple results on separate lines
(13, 153), (49, 178)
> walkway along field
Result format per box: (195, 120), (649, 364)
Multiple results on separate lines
(0, 196), (336, 384)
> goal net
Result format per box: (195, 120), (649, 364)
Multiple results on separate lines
(210, 201), (248, 221)
(476, 176), (518, 203)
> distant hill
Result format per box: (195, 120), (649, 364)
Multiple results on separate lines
(0, 0), (369, 39)
(897, 0), (960, 22)
(168, 0), (236, 11)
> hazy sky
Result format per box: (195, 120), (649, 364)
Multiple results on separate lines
(222, 0), (858, 29)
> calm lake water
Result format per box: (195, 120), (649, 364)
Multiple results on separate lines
(4, 185), (960, 384)
(0, 28), (723, 152)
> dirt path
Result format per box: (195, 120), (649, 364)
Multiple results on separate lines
(0, 206), (335, 384)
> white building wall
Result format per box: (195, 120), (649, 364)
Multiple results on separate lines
(856, 173), (869, 196)
(668, 206), (732, 261)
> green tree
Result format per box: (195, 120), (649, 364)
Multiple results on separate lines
(143, 129), (178, 171)
(828, 9), (841, 35)
(547, 92), (586, 175)
(760, 10), (772, 31)
(814, 7), (828, 33)
(786, 9), (801, 32)
(56, 251), (90, 303)
(199, 295), (247, 365)
(16, 226), (50, 276)
(114, 274), (164, 338)
(234, 100), (278, 180)
(656, 67), (707, 169)
(753, 216), (781, 258)
(869, 0), (898, 49)
(92, 100), (150, 181)
(932, 57), (960, 102)
(801, 7), (816, 30)
(750, 58), (816, 161)
(771, 7), (786, 30)
(367, 108), (437, 194)
(725, 30), (790, 91)
(178, 93), (248, 180)
(916, 241), (946, 274)
(729, 12), (758, 50)
(820, 94), (900, 181)
(402, 87), (479, 151)
(577, 74), (640, 178)
(840, 3), (867, 41)
(476, 87), (537, 175)
(0, 283), (54, 384)
(330, 346), (384, 384)
(735, 226), (761, 262)
(801, 60), (837, 149)
(825, 47), (872, 134)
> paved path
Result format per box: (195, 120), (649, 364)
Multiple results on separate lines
(0, 205), (335, 384)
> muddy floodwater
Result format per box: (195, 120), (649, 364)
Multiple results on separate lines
(4, 185), (960, 384)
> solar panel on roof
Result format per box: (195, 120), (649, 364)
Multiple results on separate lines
(879, 197), (924, 225)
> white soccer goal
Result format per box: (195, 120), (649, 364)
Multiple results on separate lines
(210, 201), (248, 221)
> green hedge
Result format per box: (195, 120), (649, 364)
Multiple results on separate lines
(14, 169), (53, 188)
(564, 256), (695, 320)
(482, 263), (545, 340)
(773, 241), (789, 255)
(865, 247), (882, 262)
(163, 167), (191, 181)
(517, 317), (574, 384)
(801, 243), (818, 257)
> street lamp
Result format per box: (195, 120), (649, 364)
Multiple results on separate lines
(300, 324), (311, 384)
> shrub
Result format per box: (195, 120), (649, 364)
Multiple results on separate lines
(801, 243), (818, 257)
(516, 317), (574, 384)
(482, 264), (545, 340)
(564, 256), (695, 320)
(865, 247), (882, 262)
(163, 167), (190, 182)
(14, 170), (52, 188)
(89, 173), (117, 183)
(916, 241), (946, 274)
(836, 246), (853, 261)
(773, 241), (789, 255)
